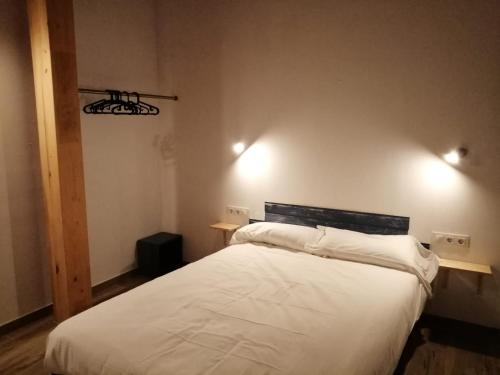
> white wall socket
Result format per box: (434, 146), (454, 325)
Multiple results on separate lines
(225, 205), (249, 217)
(224, 205), (250, 226)
(431, 231), (470, 249)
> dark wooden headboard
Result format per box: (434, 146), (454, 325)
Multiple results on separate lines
(254, 202), (410, 235)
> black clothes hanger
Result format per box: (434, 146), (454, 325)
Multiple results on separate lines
(131, 92), (159, 115)
(83, 90), (160, 115)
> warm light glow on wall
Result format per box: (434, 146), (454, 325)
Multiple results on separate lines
(443, 150), (460, 165)
(419, 155), (460, 190)
(443, 147), (468, 166)
(232, 142), (246, 155)
(236, 143), (270, 179)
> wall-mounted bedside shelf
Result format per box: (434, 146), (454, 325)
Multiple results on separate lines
(210, 222), (240, 246)
(438, 258), (492, 294)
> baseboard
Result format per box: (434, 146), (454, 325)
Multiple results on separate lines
(92, 268), (139, 297)
(420, 313), (500, 334)
(0, 304), (53, 336)
(0, 268), (139, 336)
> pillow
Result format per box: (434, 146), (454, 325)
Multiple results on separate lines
(307, 226), (439, 296)
(230, 222), (324, 252)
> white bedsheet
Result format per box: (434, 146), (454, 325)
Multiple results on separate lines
(45, 243), (426, 375)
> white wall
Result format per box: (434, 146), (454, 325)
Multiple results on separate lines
(156, 0), (500, 327)
(74, 0), (168, 285)
(0, 0), (51, 325)
(1, 0), (498, 330)
(0, 0), (171, 326)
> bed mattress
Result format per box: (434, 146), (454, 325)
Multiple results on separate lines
(45, 243), (426, 375)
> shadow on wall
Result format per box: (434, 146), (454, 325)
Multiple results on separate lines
(427, 268), (500, 329)
(161, 2), (229, 261)
(0, 0), (51, 323)
(155, 126), (178, 233)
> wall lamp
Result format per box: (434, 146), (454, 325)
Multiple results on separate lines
(443, 147), (468, 165)
(232, 142), (246, 155)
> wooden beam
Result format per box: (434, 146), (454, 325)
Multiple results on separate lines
(26, 0), (91, 322)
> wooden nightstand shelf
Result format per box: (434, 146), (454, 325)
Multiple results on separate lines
(438, 258), (492, 294)
(210, 222), (240, 246)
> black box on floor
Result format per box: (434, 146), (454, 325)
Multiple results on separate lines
(136, 232), (183, 277)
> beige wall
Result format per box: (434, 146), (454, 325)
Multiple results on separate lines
(1, 0), (498, 330)
(0, 0), (169, 326)
(74, 0), (167, 285)
(0, 0), (51, 325)
(157, 0), (500, 327)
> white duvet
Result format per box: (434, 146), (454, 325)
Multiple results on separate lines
(45, 243), (426, 375)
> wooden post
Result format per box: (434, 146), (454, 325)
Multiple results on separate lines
(26, 0), (91, 321)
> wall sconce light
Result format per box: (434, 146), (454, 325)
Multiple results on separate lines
(443, 147), (468, 165)
(232, 142), (246, 155)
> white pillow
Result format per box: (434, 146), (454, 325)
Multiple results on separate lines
(230, 222), (324, 252)
(307, 226), (439, 296)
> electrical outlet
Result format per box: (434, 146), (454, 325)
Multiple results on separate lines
(432, 231), (470, 249)
(225, 205), (249, 225)
(225, 206), (249, 217)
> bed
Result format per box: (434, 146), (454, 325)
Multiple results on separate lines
(45, 202), (438, 375)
